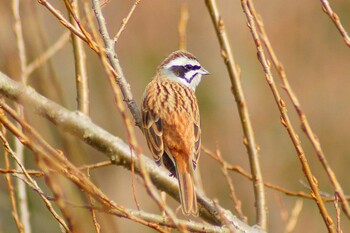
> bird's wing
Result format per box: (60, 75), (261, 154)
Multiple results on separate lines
(141, 98), (164, 165)
(193, 114), (201, 170)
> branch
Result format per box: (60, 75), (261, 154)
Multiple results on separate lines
(205, 0), (267, 229)
(12, 0), (31, 232)
(320, 0), (350, 47)
(91, 0), (141, 127)
(247, 1), (350, 219)
(0, 71), (265, 233)
(69, 0), (90, 115)
(240, 0), (334, 232)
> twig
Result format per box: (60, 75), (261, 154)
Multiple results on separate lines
(26, 31), (71, 76)
(91, 2), (188, 232)
(68, 0), (90, 115)
(84, 2), (141, 212)
(241, 1), (334, 232)
(37, 0), (87, 43)
(202, 146), (246, 222)
(114, 0), (142, 43)
(39, 0), (141, 126)
(283, 199), (303, 233)
(203, 146), (349, 202)
(79, 160), (112, 171)
(248, 1), (350, 221)
(334, 196), (343, 233)
(85, 167), (101, 233)
(205, 0), (267, 229)
(0, 113), (70, 232)
(178, 3), (189, 50)
(0, 160), (112, 177)
(91, 0), (141, 127)
(0, 100), (167, 233)
(11, 1), (32, 232)
(0, 168), (43, 177)
(320, 0), (350, 47)
(0, 71), (265, 232)
(213, 200), (236, 233)
(2, 126), (24, 233)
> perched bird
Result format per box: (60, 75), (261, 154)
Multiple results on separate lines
(141, 50), (209, 215)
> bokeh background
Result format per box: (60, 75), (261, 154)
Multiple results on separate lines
(0, 0), (350, 232)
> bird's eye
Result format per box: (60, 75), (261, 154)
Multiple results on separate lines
(185, 65), (193, 70)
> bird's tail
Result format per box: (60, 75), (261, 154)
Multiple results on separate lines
(174, 155), (198, 216)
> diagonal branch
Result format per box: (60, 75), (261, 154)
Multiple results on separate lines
(0, 71), (265, 233)
(320, 0), (350, 47)
(91, 0), (141, 127)
(205, 0), (267, 229)
(247, 1), (350, 220)
(241, 1), (334, 232)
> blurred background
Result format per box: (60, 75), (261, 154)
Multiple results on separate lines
(0, 0), (350, 232)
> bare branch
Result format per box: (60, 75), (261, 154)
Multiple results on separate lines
(12, 0), (31, 231)
(91, 0), (141, 127)
(320, 0), (350, 47)
(113, 0), (142, 43)
(2, 126), (24, 233)
(205, 0), (267, 229)
(178, 3), (189, 50)
(26, 31), (71, 76)
(0, 71), (265, 233)
(69, 0), (90, 115)
(247, 1), (350, 220)
(241, 1), (334, 232)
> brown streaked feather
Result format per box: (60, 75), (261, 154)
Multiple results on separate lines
(193, 123), (201, 170)
(142, 98), (164, 164)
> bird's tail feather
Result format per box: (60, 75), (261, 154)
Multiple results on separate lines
(175, 157), (198, 216)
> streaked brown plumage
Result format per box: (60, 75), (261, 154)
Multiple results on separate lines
(141, 50), (208, 215)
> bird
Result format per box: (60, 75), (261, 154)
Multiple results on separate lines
(141, 50), (209, 215)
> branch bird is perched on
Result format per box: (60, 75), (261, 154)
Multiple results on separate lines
(141, 50), (209, 215)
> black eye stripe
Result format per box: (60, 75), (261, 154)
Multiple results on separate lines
(171, 65), (200, 73)
(185, 65), (200, 70)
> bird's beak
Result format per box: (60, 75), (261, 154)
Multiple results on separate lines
(199, 67), (210, 76)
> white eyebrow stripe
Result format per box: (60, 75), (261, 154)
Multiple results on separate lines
(164, 57), (200, 69)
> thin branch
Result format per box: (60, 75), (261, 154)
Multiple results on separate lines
(0, 101), (167, 233)
(202, 146), (246, 222)
(84, 2), (141, 212)
(39, 0), (141, 126)
(12, 0), (31, 232)
(26, 31), (71, 76)
(113, 0), (142, 43)
(90, 3), (189, 232)
(37, 0), (87, 43)
(91, 0), (141, 127)
(213, 200), (236, 233)
(0, 161), (112, 177)
(205, 0), (267, 229)
(178, 3), (189, 50)
(0, 71), (265, 233)
(85, 167), (101, 233)
(320, 0), (350, 47)
(334, 196), (343, 233)
(2, 126), (24, 233)
(247, 1), (350, 220)
(68, 0), (90, 115)
(241, 1), (334, 232)
(0, 115), (70, 232)
(203, 147), (349, 202)
(283, 199), (303, 233)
